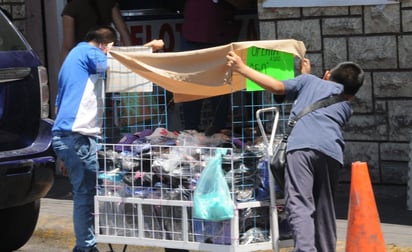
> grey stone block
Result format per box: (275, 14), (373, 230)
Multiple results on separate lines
(374, 72), (412, 98)
(402, 10), (412, 32)
(323, 38), (347, 68)
(277, 19), (321, 51)
(322, 17), (362, 35)
(364, 5), (400, 34)
(257, 4), (300, 19)
(398, 35), (412, 68)
(381, 142), (409, 161)
(381, 161), (409, 184)
(351, 72), (373, 113)
(303, 6), (349, 16)
(349, 36), (397, 69)
(258, 21), (277, 40)
(344, 114), (388, 141)
(343, 141), (380, 183)
(388, 100), (412, 141)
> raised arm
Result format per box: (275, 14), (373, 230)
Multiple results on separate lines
(60, 15), (76, 63)
(111, 4), (132, 46)
(300, 58), (311, 74)
(226, 50), (286, 95)
(144, 39), (165, 52)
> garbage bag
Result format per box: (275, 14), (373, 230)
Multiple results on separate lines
(193, 148), (234, 221)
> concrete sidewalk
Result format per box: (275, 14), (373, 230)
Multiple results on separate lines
(33, 198), (412, 251)
(29, 176), (412, 251)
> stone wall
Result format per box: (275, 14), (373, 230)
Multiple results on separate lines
(258, 1), (412, 184)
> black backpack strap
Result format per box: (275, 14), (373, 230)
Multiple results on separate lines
(285, 94), (347, 135)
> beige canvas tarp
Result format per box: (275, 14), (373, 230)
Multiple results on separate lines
(109, 39), (306, 103)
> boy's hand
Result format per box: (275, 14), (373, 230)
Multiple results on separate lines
(226, 50), (286, 95)
(300, 58), (311, 74)
(144, 39), (164, 52)
(226, 50), (245, 73)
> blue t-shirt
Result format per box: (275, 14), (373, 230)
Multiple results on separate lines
(52, 42), (107, 136)
(282, 74), (353, 164)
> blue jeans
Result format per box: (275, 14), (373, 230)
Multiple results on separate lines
(52, 131), (98, 251)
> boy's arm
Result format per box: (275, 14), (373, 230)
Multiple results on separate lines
(300, 58), (311, 74)
(144, 39), (165, 52)
(226, 51), (286, 95)
(111, 5), (132, 46)
(60, 15), (76, 63)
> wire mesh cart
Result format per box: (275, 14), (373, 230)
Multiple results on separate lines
(94, 46), (293, 251)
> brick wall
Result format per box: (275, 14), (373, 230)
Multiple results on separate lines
(258, 2), (412, 184)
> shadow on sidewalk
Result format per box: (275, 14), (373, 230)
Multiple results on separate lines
(46, 175), (73, 200)
(46, 175), (412, 226)
(335, 182), (412, 226)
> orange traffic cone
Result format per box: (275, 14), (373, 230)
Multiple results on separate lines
(345, 161), (386, 252)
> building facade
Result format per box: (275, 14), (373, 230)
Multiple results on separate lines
(258, 1), (412, 184)
(1, 0), (411, 184)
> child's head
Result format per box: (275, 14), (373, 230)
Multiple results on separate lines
(329, 61), (364, 95)
(85, 25), (117, 45)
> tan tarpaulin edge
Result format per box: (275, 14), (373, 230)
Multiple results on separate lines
(109, 39), (306, 102)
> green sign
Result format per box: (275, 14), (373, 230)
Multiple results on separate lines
(246, 47), (295, 91)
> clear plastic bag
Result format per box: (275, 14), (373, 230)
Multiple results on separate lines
(193, 148), (234, 221)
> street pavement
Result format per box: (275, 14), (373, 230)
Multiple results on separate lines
(23, 175), (412, 251)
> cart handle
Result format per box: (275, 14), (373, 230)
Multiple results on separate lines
(256, 107), (280, 155)
(256, 107), (282, 252)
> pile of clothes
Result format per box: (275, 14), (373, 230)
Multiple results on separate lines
(97, 127), (291, 243)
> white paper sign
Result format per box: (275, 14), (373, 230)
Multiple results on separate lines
(106, 46), (153, 93)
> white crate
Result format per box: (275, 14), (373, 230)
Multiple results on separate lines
(97, 41), (296, 251)
(95, 144), (280, 251)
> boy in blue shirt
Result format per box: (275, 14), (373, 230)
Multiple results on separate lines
(52, 25), (116, 252)
(52, 25), (162, 252)
(226, 51), (364, 252)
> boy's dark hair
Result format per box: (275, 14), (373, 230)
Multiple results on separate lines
(329, 61), (364, 95)
(85, 25), (117, 45)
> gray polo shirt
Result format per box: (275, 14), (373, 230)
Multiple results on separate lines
(282, 74), (353, 164)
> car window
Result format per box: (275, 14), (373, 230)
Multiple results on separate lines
(0, 13), (28, 51)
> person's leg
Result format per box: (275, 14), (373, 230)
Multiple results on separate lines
(52, 133), (99, 251)
(312, 151), (341, 252)
(285, 150), (316, 252)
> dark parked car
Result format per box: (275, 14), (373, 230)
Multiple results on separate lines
(0, 9), (55, 251)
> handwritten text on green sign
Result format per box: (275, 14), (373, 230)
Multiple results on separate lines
(246, 47), (294, 91)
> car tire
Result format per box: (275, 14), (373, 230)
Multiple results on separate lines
(0, 200), (40, 251)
